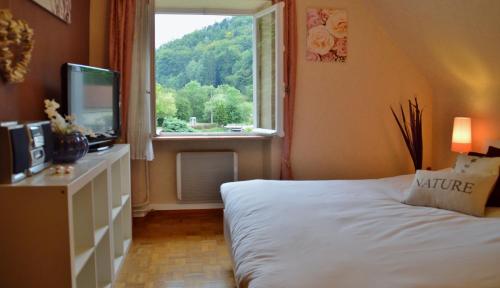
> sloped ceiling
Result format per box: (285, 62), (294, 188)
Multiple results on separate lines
(364, 0), (500, 167)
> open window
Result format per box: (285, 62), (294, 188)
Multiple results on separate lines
(253, 2), (284, 136)
(153, 1), (284, 137)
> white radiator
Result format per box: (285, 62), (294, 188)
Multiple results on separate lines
(176, 152), (238, 203)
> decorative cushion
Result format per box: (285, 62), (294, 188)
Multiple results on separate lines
(403, 170), (498, 216)
(453, 153), (500, 207)
(453, 154), (500, 175)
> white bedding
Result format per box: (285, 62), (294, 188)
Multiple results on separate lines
(221, 175), (500, 288)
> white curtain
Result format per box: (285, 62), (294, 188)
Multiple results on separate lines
(128, 0), (154, 161)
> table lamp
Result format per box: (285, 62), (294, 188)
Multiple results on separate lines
(451, 117), (472, 153)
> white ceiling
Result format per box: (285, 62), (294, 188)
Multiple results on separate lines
(155, 0), (271, 14)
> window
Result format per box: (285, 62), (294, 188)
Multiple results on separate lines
(153, 3), (284, 136)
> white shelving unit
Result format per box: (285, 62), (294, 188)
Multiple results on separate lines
(0, 144), (131, 288)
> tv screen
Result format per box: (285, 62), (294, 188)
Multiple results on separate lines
(62, 63), (120, 138)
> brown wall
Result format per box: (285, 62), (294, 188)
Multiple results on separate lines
(0, 0), (90, 121)
(89, 0), (109, 68)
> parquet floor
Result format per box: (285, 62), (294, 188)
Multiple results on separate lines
(115, 210), (236, 288)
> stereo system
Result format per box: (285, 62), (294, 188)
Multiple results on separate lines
(0, 121), (53, 184)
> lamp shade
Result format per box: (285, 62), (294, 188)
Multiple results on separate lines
(451, 117), (472, 153)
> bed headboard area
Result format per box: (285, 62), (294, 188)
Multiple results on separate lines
(486, 140), (500, 149)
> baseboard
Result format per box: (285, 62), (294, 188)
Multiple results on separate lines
(133, 203), (222, 215)
(132, 210), (150, 218)
(149, 203), (224, 210)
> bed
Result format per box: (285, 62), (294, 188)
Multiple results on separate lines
(221, 174), (500, 288)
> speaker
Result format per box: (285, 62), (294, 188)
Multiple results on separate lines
(25, 121), (52, 175)
(41, 122), (53, 163)
(0, 123), (30, 183)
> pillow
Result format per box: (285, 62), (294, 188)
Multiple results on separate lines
(403, 170), (498, 216)
(486, 146), (500, 206)
(453, 154), (500, 175)
(468, 151), (486, 157)
(487, 146), (500, 157)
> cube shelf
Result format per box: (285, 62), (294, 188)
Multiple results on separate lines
(72, 182), (95, 275)
(0, 145), (132, 288)
(93, 171), (109, 232)
(76, 253), (97, 288)
(95, 231), (112, 288)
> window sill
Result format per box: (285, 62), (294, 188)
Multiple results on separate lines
(152, 134), (273, 141)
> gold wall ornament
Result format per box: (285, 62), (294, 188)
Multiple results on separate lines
(0, 10), (34, 83)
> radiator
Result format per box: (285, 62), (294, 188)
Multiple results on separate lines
(176, 152), (238, 203)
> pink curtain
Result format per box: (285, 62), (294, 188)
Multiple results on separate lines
(273, 0), (297, 180)
(109, 0), (137, 142)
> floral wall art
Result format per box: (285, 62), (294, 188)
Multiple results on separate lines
(306, 8), (348, 63)
(32, 0), (71, 23)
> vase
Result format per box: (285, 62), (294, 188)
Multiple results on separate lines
(53, 132), (89, 164)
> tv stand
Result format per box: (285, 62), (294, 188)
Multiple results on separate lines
(0, 144), (131, 287)
(89, 142), (114, 153)
(88, 137), (116, 153)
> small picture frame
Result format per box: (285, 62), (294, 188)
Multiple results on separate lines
(32, 0), (71, 24)
(306, 8), (348, 63)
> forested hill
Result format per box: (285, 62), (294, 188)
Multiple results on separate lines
(155, 16), (253, 98)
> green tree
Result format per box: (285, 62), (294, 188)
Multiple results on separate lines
(226, 49), (253, 98)
(174, 96), (192, 121)
(204, 85), (253, 126)
(155, 16), (253, 91)
(155, 16), (256, 131)
(162, 118), (195, 132)
(185, 60), (202, 82)
(204, 95), (228, 126)
(177, 81), (214, 123)
(156, 84), (177, 120)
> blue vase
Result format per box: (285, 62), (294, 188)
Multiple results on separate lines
(53, 132), (89, 164)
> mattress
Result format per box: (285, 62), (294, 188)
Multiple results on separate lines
(221, 174), (500, 288)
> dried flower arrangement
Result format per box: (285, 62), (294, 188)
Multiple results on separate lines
(0, 10), (34, 83)
(44, 99), (96, 137)
(390, 97), (423, 171)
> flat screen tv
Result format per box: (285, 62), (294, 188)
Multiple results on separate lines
(61, 63), (120, 151)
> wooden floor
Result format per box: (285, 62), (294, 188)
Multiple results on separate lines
(115, 210), (236, 288)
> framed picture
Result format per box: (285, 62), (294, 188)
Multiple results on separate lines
(32, 0), (71, 24)
(306, 8), (348, 63)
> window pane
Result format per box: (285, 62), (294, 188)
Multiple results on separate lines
(155, 15), (254, 134)
(255, 11), (276, 130)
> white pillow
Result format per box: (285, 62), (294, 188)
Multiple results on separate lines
(453, 154), (500, 175)
(403, 170), (498, 216)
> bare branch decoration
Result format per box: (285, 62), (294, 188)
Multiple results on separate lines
(390, 97), (423, 171)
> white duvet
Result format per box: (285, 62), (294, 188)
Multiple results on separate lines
(221, 175), (500, 288)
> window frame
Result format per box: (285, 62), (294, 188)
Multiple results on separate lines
(252, 2), (285, 137)
(151, 3), (283, 138)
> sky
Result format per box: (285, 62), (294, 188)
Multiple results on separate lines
(155, 14), (231, 48)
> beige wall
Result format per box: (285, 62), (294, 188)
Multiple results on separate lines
(144, 139), (280, 207)
(90, 0), (434, 208)
(365, 0), (500, 168)
(292, 0), (433, 180)
(87, 0), (282, 209)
